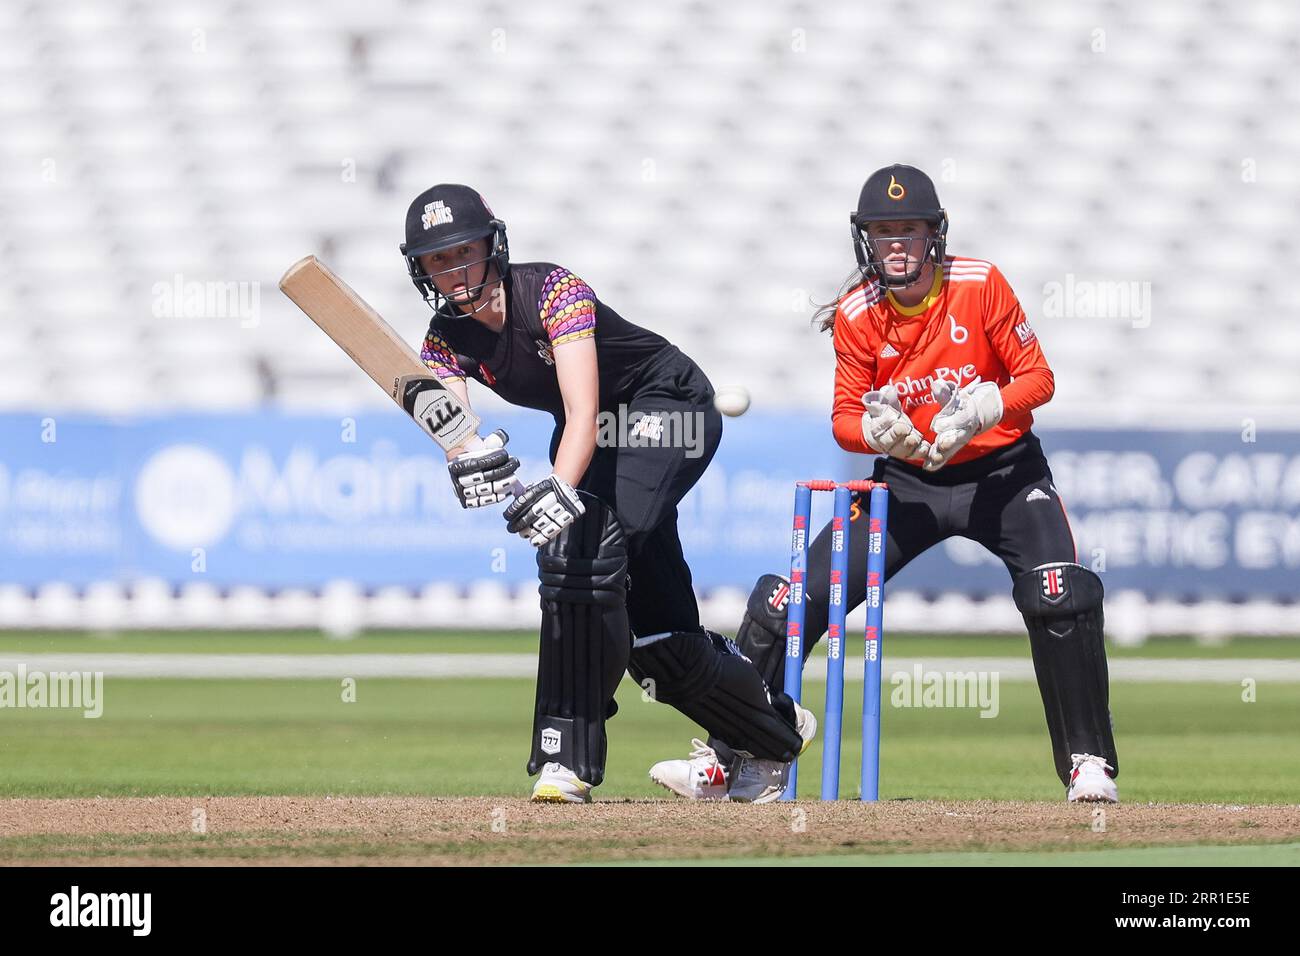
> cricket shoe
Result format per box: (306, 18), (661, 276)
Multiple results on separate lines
(531, 762), (594, 804)
(727, 702), (818, 804)
(649, 739), (731, 801)
(1066, 753), (1119, 803)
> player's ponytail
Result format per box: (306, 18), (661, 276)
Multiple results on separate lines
(811, 268), (866, 334)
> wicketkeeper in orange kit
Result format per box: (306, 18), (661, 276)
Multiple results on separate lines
(652, 165), (1119, 803)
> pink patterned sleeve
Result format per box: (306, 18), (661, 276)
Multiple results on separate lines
(420, 330), (466, 382)
(538, 268), (597, 347)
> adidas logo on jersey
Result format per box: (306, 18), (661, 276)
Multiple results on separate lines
(1026, 488), (1051, 503)
(881, 343), (900, 358)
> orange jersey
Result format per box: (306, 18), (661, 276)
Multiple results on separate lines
(831, 256), (1054, 466)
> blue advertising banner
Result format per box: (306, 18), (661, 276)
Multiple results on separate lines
(1, 413), (1297, 600)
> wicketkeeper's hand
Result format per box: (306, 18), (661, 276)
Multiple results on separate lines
(503, 475), (586, 547)
(448, 429), (521, 508)
(861, 385), (931, 461)
(923, 379), (1004, 471)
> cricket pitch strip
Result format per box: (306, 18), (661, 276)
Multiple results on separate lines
(1, 798), (1297, 866)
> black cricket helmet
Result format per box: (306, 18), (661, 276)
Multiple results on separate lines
(850, 164), (948, 289)
(400, 184), (509, 318)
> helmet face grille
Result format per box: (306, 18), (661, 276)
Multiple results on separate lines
(851, 211), (948, 289)
(849, 165), (947, 289)
(400, 184), (510, 318)
(402, 222), (511, 319)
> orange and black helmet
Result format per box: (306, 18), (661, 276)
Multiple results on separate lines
(850, 164), (948, 289)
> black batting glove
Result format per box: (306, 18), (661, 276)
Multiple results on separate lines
(447, 429), (521, 508)
(502, 475), (585, 547)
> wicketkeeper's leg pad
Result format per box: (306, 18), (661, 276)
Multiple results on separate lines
(1013, 562), (1119, 785)
(731, 573), (792, 691)
(706, 574), (792, 765)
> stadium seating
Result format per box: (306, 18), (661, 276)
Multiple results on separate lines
(2, 1), (1296, 639)
(1, 0), (1295, 416)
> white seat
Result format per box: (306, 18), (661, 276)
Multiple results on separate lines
(0, 585), (35, 628)
(127, 578), (176, 629)
(177, 582), (224, 628)
(0, 363), (54, 410)
(159, 365), (265, 410)
(34, 583), (81, 628)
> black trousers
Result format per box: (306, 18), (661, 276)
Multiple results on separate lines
(799, 432), (1077, 662)
(550, 356), (807, 761)
(550, 350), (723, 638)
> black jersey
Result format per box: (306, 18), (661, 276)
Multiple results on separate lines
(421, 262), (681, 419)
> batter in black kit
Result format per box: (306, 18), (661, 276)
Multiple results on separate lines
(401, 184), (807, 804)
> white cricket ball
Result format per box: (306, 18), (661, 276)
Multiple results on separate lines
(713, 385), (751, 417)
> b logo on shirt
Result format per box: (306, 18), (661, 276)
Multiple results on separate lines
(948, 313), (969, 344)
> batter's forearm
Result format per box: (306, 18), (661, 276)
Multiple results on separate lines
(553, 416), (597, 486)
(441, 378), (478, 460)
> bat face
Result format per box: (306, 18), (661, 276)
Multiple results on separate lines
(278, 255), (480, 451)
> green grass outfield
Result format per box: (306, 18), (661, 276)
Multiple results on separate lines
(0, 632), (1297, 803)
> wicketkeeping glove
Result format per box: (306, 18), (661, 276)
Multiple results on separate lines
(447, 429), (521, 508)
(502, 475), (586, 547)
(861, 384), (931, 461)
(923, 379), (1004, 472)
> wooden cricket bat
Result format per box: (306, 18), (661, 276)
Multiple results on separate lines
(278, 255), (482, 452)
